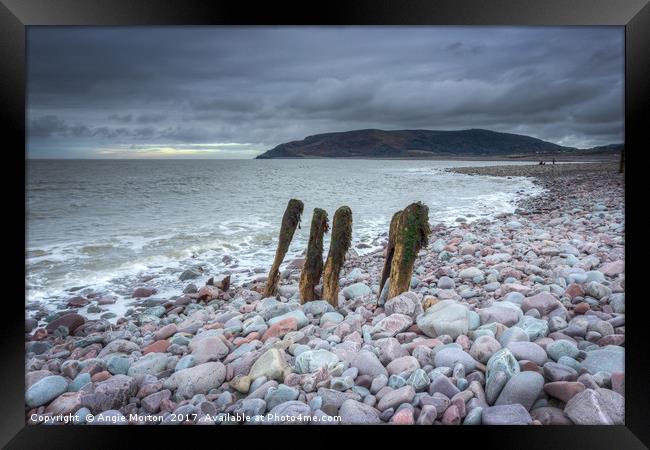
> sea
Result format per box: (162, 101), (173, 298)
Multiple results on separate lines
(26, 159), (544, 319)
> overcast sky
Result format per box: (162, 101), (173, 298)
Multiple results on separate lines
(27, 26), (624, 159)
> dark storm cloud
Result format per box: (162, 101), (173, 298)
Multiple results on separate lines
(27, 26), (624, 158)
(29, 115), (69, 138)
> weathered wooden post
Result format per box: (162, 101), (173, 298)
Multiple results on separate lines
(264, 199), (304, 297)
(322, 206), (352, 307)
(299, 208), (329, 303)
(387, 201), (431, 299)
(378, 210), (402, 299)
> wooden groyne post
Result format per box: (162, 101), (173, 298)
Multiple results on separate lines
(378, 210), (402, 299)
(322, 206), (352, 307)
(264, 199), (304, 297)
(299, 208), (329, 303)
(386, 202), (431, 299)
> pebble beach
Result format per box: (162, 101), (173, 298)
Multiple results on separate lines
(24, 161), (625, 426)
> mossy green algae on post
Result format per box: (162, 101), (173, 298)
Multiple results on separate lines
(387, 202), (431, 299)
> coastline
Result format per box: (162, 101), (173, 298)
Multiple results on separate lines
(446, 161), (620, 176)
(25, 162), (625, 425)
(256, 154), (619, 162)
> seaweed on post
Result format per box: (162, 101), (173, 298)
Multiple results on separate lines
(387, 202), (431, 299)
(322, 206), (352, 307)
(378, 210), (402, 300)
(299, 208), (329, 303)
(264, 199), (304, 297)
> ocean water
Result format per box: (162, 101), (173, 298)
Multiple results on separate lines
(26, 159), (543, 318)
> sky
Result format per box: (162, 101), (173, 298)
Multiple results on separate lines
(27, 26), (624, 159)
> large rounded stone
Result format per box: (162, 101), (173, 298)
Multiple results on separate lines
(45, 391), (83, 415)
(154, 323), (178, 340)
(248, 348), (291, 381)
(87, 374), (138, 413)
(342, 283), (372, 299)
(141, 389), (171, 413)
(486, 370), (508, 405)
(127, 352), (169, 377)
(516, 316), (549, 341)
(26, 370), (54, 389)
(486, 348), (520, 386)
(581, 345), (624, 375)
(372, 314), (413, 337)
(521, 292), (560, 316)
(163, 362), (226, 395)
(242, 315), (268, 335)
(189, 336), (229, 364)
(459, 267), (483, 280)
(264, 384), (300, 410)
(384, 292), (422, 318)
(482, 404), (533, 425)
(477, 303), (522, 327)
(268, 310), (309, 329)
(412, 345), (435, 368)
(470, 335), (502, 364)
(543, 362), (578, 382)
(377, 385), (416, 411)
(320, 312), (344, 325)
(106, 356), (130, 375)
(503, 291), (526, 305)
(584, 282), (612, 300)
(26, 375), (69, 408)
(434, 347), (476, 373)
(507, 341), (547, 366)
(375, 337), (409, 365)
(45, 313), (85, 333)
(386, 356), (420, 376)
(294, 349), (339, 374)
(303, 300), (335, 316)
(258, 298), (294, 321)
(495, 371), (544, 411)
(437, 276), (455, 289)
(497, 326), (529, 347)
(416, 300), (471, 339)
(318, 387), (361, 410)
(429, 375), (460, 398)
(564, 388), (624, 425)
(544, 381), (585, 403)
(68, 373), (91, 392)
(546, 340), (579, 362)
(339, 399), (381, 424)
(417, 404), (439, 425)
(598, 260), (624, 277)
(406, 369), (430, 392)
(98, 339), (140, 359)
(352, 350), (388, 378)
(589, 320), (614, 337)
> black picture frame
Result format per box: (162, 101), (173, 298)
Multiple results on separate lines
(2, 0), (648, 448)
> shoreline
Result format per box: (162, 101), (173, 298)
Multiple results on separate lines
(446, 161), (620, 177)
(256, 155), (619, 162)
(25, 162), (625, 425)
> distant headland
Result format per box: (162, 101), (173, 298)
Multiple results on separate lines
(255, 128), (623, 159)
